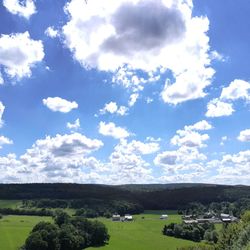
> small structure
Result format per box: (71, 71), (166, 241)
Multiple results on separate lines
(220, 213), (238, 223)
(124, 214), (133, 221)
(112, 214), (121, 221)
(160, 214), (168, 220)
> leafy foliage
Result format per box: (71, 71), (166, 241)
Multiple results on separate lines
(23, 214), (109, 250)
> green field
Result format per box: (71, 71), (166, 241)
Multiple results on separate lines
(0, 215), (52, 250)
(87, 211), (198, 250)
(0, 208), (199, 250)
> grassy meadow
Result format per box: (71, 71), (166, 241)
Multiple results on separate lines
(87, 211), (198, 250)
(0, 215), (52, 250)
(0, 201), (200, 250)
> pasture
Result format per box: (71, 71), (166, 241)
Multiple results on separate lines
(0, 215), (52, 250)
(87, 211), (198, 250)
(0, 205), (199, 250)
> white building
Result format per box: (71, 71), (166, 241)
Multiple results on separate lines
(160, 214), (168, 220)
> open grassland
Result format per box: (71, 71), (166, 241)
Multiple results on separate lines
(87, 211), (199, 250)
(0, 210), (200, 250)
(0, 215), (52, 250)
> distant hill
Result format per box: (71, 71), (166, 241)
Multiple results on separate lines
(117, 183), (219, 192)
(0, 183), (249, 209)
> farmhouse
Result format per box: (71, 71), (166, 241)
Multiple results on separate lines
(112, 214), (121, 221)
(220, 213), (238, 223)
(160, 214), (168, 220)
(124, 214), (133, 221)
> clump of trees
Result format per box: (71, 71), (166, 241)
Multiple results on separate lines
(216, 211), (250, 250)
(22, 210), (109, 250)
(162, 222), (218, 243)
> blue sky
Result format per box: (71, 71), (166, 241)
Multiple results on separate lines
(0, 0), (249, 184)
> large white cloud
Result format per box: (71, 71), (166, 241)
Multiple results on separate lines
(63, 0), (216, 104)
(205, 98), (234, 117)
(43, 97), (78, 113)
(0, 32), (44, 80)
(3, 0), (36, 19)
(238, 129), (250, 142)
(98, 121), (130, 139)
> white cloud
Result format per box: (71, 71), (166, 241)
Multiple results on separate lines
(43, 97), (78, 113)
(0, 102), (5, 127)
(63, 0), (215, 104)
(238, 129), (250, 142)
(107, 139), (158, 183)
(221, 79), (250, 101)
(0, 32), (44, 80)
(205, 79), (250, 118)
(0, 136), (13, 149)
(45, 26), (59, 38)
(3, 0), (36, 19)
(98, 121), (130, 139)
(128, 93), (139, 107)
(185, 120), (212, 131)
(206, 150), (250, 185)
(205, 98), (234, 117)
(171, 120), (211, 148)
(99, 101), (128, 116)
(67, 118), (80, 131)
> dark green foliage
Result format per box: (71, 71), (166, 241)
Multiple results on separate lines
(163, 222), (216, 243)
(53, 210), (70, 226)
(59, 224), (85, 250)
(24, 216), (109, 250)
(0, 183), (249, 210)
(28, 222), (60, 250)
(216, 211), (250, 250)
(0, 208), (53, 216)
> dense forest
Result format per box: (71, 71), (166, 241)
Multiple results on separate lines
(0, 183), (249, 210)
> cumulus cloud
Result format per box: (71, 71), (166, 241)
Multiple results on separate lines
(107, 139), (159, 183)
(238, 129), (250, 142)
(205, 98), (234, 117)
(63, 0), (216, 104)
(0, 136), (13, 149)
(0, 133), (106, 183)
(98, 121), (130, 139)
(99, 101), (128, 116)
(207, 150), (250, 185)
(171, 120), (212, 148)
(43, 97), (78, 113)
(206, 79), (250, 118)
(67, 118), (80, 131)
(0, 32), (44, 80)
(0, 102), (5, 127)
(184, 120), (213, 131)
(3, 0), (36, 19)
(221, 79), (250, 101)
(45, 26), (59, 38)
